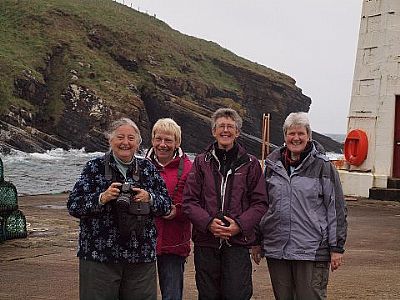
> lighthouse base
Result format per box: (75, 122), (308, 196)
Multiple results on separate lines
(338, 170), (388, 198)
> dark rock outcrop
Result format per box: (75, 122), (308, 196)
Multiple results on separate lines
(2, 59), (343, 156)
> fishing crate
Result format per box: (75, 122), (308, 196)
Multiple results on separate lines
(0, 215), (5, 243)
(0, 210), (27, 240)
(0, 157), (3, 182)
(0, 181), (18, 213)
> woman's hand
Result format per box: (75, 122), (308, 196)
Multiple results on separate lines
(100, 182), (122, 204)
(330, 252), (344, 272)
(251, 245), (262, 265)
(162, 204), (177, 220)
(132, 187), (151, 202)
(208, 216), (240, 239)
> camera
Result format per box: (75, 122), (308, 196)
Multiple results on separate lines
(116, 183), (150, 215)
(216, 211), (230, 227)
(116, 183), (136, 211)
(115, 182), (150, 240)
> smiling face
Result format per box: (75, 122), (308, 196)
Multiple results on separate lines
(284, 125), (310, 157)
(109, 124), (139, 162)
(152, 130), (179, 165)
(212, 116), (240, 150)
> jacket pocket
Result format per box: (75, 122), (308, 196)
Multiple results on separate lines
(311, 261), (329, 288)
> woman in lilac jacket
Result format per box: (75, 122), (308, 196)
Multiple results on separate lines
(252, 112), (347, 300)
(183, 108), (268, 300)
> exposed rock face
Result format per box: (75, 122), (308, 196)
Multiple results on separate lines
(0, 106), (70, 154)
(1, 61), (343, 156)
(14, 70), (47, 107)
(139, 59), (342, 155)
(57, 84), (112, 152)
(212, 59), (311, 147)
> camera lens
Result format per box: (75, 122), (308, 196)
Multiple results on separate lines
(116, 194), (130, 210)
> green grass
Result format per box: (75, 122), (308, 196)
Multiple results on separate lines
(0, 0), (294, 120)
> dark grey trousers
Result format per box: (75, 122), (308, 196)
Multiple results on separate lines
(266, 258), (330, 300)
(79, 258), (157, 300)
(194, 245), (253, 300)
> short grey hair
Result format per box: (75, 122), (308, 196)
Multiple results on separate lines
(105, 117), (142, 145)
(211, 108), (242, 130)
(283, 112), (312, 139)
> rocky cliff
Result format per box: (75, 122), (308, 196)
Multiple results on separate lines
(0, 0), (342, 156)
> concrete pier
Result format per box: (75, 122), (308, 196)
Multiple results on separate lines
(0, 193), (399, 299)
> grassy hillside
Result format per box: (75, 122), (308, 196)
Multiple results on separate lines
(0, 0), (293, 118)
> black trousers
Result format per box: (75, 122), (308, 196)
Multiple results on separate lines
(79, 258), (157, 300)
(194, 245), (252, 300)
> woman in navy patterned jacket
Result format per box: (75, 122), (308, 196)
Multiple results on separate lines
(67, 118), (172, 300)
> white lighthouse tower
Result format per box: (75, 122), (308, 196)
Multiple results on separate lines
(340, 0), (400, 198)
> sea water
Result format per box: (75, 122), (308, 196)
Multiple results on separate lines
(1, 149), (102, 196)
(1, 148), (191, 196)
(1, 148), (342, 196)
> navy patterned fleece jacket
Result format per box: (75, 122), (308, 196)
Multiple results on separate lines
(67, 154), (171, 263)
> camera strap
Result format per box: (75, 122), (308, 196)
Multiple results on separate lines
(171, 156), (184, 202)
(104, 152), (115, 181)
(131, 160), (141, 183)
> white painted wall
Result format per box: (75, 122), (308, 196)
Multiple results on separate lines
(342, 0), (400, 196)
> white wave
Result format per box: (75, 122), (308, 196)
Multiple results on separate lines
(1, 148), (103, 162)
(67, 148), (104, 158)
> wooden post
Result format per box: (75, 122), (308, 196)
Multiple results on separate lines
(261, 114), (266, 169)
(266, 113), (270, 157)
(261, 113), (271, 169)
(261, 113), (270, 169)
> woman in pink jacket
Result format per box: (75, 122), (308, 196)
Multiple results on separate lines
(146, 118), (192, 300)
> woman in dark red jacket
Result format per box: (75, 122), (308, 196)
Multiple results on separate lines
(146, 118), (192, 300)
(183, 108), (268, 300)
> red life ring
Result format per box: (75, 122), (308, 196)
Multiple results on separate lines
(344, 129), (368, 166)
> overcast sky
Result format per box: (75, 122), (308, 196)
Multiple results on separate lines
(119, 0), (363, 134)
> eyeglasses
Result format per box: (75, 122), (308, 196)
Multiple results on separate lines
(215, 124), (236, 131)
